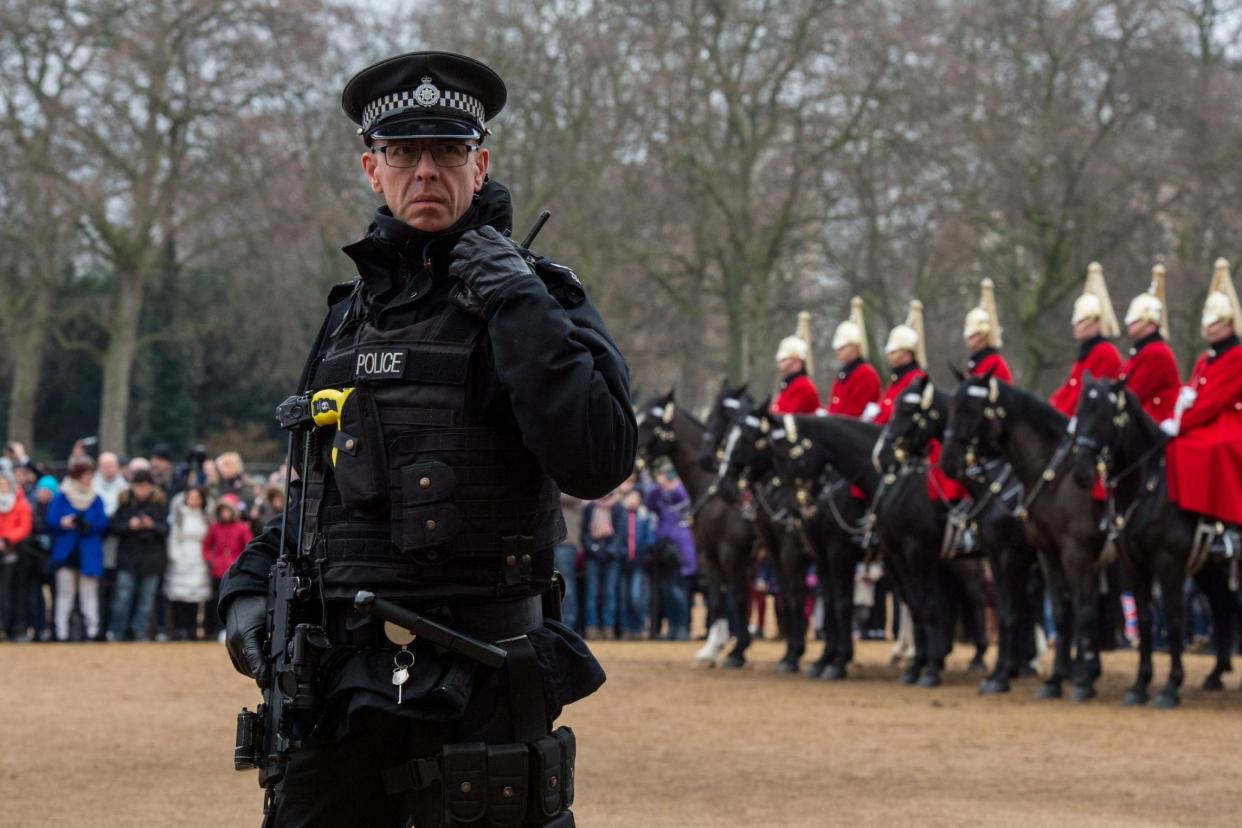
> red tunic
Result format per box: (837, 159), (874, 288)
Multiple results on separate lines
(877, 364), (967, 502)
(1120, 335), (1180, 422)
(772, 372), (821, 415)
(1166, 341), (1242, 525)
(1049, 337), (1123, 417)
(827, 360), (881, 417)
(966, 348), (1013, 383)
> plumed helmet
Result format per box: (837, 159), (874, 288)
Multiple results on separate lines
(1202, 258), (1241, 334)
(795, 311), (815, 376)
(832, 297), (869, 359)
(885, 300), (926, 366)
(1071, 262), (1120, 337)
(1124, 264), (1169, 338)
(776, 336), (809, 363)
(963, 278), (1003, 348)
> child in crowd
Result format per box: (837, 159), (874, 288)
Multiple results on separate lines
(202, 494), (252, 641)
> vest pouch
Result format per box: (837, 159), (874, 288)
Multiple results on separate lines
(441, 742), (487, 824)
(396, 462), (462, 560)
(329, 383), (388, 511)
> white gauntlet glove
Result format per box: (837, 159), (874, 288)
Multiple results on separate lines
(1159, 418), (1180, 437)
(861, 402), (881, 423)
(1176, 385), (1198, 414)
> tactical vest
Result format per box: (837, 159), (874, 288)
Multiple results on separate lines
(302, 300), (565, 602)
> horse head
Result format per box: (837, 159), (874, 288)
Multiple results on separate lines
(1070, 374), (1131, 490)
(699, 378), (754, 471)
(635, 388), (679, 471)
(942, 368), (1005, 480)
(876, 375), (943, 472)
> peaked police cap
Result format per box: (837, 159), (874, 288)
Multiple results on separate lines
(342, 51), (507, 143)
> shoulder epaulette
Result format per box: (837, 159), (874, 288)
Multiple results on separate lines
(532, 256), (586, 308)
(327, 279), (361, 308)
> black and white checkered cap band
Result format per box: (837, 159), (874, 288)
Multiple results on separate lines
(361, 88), (486, 133)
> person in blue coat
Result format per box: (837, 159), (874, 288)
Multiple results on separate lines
(618, 488), (656, 638)
(48, 456), (108, 641)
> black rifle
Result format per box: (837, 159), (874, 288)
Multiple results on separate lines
(234, 396), (329, 814)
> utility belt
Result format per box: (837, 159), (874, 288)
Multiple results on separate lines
(383, 727), (576, 827)
(329, 594), (545, 648)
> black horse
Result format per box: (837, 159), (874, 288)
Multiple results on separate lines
(636, 389), (756, 667)
(701, 388), (813, 673)
(716, 402), (872, 680)
(942, 372), (1106, 702)
(885, 374), (1040, 693)
(761, 410), (959, 687)
(1071, 376), (1240, 706)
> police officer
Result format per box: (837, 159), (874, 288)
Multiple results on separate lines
(220, 51), (635, 827)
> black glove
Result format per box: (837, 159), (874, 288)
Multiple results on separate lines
(225, 594), (269, 687)
(447, 225), (537, 316)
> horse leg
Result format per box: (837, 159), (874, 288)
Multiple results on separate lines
(695, 549), (729, 664)
(821, 534), (856, 681)
(1195, 568), (1234, 690)
(914, 554), (945, 688)
(1037, 552), (1072, 699)
(1065, 543), (1102, 703)
(806, 533), (835, 679)
(952, 558), (990, 672)
(981, 545), (1015, 694)
(774, 532), (806, 673)
(1153, 553), (1186, 709)
(1123, 557), (1154, 707)
(722, 542), (753, 668)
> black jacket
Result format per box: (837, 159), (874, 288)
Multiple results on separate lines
(220, 180), (636, 608)
(110, 489), (170, 578)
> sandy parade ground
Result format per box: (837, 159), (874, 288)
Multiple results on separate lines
(2, 633), (1240, 827)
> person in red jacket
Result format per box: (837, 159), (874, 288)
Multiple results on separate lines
(771, 333), (821, 414)
(202, 495), (253, 641)
(963, 278), (1014, 382)
(1120, 264), (1180, 422)
(1165, 259), (1242, 533)
(827, 297), (881, 417)
(879, 300), (966, 502)
(0, 469), (34, 639)
(1049, 262), (1124, 418)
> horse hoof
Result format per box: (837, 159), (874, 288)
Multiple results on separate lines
(979, 679), (1010, 695)
(1202, 675), (1224, 692)
(722, 655), (745, 669)
(1035, 682), (1062, 700)
(773, 660), (799, 675)
(1070, 686), (1097, 704)
(897, 669), (919, 685)
(1015, 664), (1038, 679)
(1122, 689), (1148, 707)
(968, 656), (988, 673)
(1152, 692), (1180, 710)
(805, 663), (827, 680)
(821, 664), (847, 682)
(917, 672), (942, 688)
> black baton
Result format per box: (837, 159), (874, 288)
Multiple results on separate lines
(353, 591), (508, 669)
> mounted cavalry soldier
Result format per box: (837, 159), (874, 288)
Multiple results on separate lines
(1163, 258), (1242, 550)
(221, 51), (635, 827)
(1049, 262), (1123, 419)
(772, 311), (821, 415)
(827, 297), (881, 417)
(878, 301), (967, 503)
(1120, 264), (1181, 422)
(963, 278), (1013, 382)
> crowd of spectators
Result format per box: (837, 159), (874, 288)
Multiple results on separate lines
(560, 464), (699, 641)
(0, 441), (284, 643)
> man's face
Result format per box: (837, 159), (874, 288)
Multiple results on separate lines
(1127, 319), (1156, 341)
(361, 139), (489, 232)
(1206, 319), (1234, 344)
(835, 344), (858, 365)
(1073, 317), (1101, 342)
(965, 332), (987, 353)
(98, 453), (120, 480)
(777, 356), (802, 377)
(887, 349), (913, 369)
(151, 456), (171, 476)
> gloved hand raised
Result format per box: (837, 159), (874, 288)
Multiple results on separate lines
(225, 594), (269, 687)
(448, 226), (537, 315)
(1176, 385), (1197, 413)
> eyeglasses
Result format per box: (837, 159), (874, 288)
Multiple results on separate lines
(372, 142), (478, 168)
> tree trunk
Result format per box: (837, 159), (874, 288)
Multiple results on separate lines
(98, 271), (145, 454)
(5, 282), (54, 451)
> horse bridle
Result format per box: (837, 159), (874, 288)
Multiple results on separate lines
(701, 395), (746, 462)
(635, 400), (677, 470)
(880, 381), (940, 473)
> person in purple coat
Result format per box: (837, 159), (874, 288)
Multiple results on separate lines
(644, 465), (697, 640)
